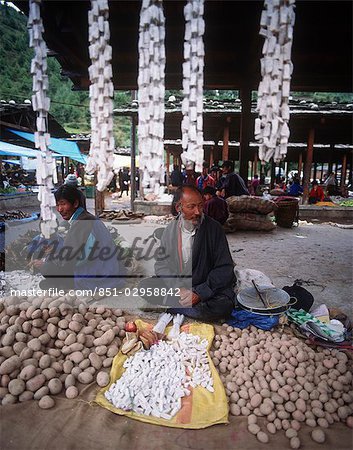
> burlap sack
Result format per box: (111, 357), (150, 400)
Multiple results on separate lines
(226, 195), (276, 215)
(225, 212), (275, 231)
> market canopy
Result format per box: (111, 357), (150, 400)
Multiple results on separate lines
(0, 141), (42, 158)
(9, 129), (87, 164)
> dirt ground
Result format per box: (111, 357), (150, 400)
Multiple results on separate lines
(3, 214), (352, 317)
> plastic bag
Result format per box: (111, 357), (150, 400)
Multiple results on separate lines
(227, 308), (279, 331)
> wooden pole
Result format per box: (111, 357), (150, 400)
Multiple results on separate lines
(298, 152), (303, 182)
(303, 128), (315, 204)
(222, 122), (230, 162)
(239, 88), (252, 182)
(130, 114), (137, 212)
(320, 163), (324, 183)
(341, 153), (347, 187)
(254, 152), (258, 176)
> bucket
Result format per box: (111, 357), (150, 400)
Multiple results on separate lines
(274, 197), (299, 228)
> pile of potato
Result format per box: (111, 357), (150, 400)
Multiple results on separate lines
(0, 295), (126, 409)
(211, 324), (353, 448)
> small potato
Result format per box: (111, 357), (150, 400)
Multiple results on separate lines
(66, 386), (79, 399)
(39, 355), (51, 370)
(33, 386), (49, 400)
(290, 437), (301, 449)
(0, 355), (21, 375)
(19, 391), (34, 402)
(89, 353), (102, 371)
(65, 374), (76, 389)
(267, 423), (276, 434)
(248, 414), (257, 425)
(311, 428), (325, 443)
(26, 374), (46, 392)
(285, 428), (297, 439)
(27, 338), (41, 352)
(19, 365), (37, 381)
(256, 431), (269, 443)
(8, 379), (25, 396)
(48, 378), (63, 395)
(38, 395), (55, 409)
(96, 371), (109, 387)
(248, 424), (260, 435)
(230, 404), (241, 416)
(78, 371), (93, 384)
(2, 393), (16, 405)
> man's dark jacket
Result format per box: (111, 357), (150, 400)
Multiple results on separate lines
(155, 215), (235, 302)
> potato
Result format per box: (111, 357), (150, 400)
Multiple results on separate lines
(38, 395), (55, 409)
(96, 371), (109, 387)
(93, 329), (115, 347)
(267, 423), (276, 434)
(26, 374), (46, 392)
(66, 386), (79, 399)
(250, 393), (262, 408)
(42, 368), (57, 381)
(48, 378), (63, 395)
(2, 393), (16, 405)
(27, 338), (41, 352)
(19, 391), (34, 402)
(19, 365), (36, 381)
(78, 371), (93, 384)
(248, 424), (260, 435)
(65, 374), (76, 389)
(95, 346), (107, 356)
(230, 404), (241, 416)
(311, 428), (325, 443)
(39, 355), (51, 370)
(69, 351), (84, 364)
(290, 437), (301, 449)
(256, 431), (269, 443)
(0, 355), (21, 375)
(89, 353), (102, 370)
(32, 385), (49, 400)
(103, 358), (113, 368)
(285, 428), (297, 439)
(8, 379), (25, 396)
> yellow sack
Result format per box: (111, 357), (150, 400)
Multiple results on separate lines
(95, 319), (229, 429)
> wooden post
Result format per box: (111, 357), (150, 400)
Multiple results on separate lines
(130, 114), (137, 211)
(239, 88), (252, 182)
(285, 161), (289, 181)
(303, 128), (315, 204)
(222, 120), (230, 162)
(254, 152), (258, 177)
(320, 163), (324, 183)
(94, 184), (105, 215)
(341, 153), (347, 187)
(298, 152), (303, 182)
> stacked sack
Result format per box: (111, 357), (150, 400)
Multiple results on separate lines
(224, 196), (277, 232)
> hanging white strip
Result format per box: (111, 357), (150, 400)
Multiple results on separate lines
(137, 0), (166, 196)
(181, 0), (205, 173)
(255, 0), (295, 163)
(86, 0), (115, 192)
(28, 0), (57, 239)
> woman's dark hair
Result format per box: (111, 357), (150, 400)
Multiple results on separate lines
(203, 186), (216, 196)
(54, 185), (81, 205)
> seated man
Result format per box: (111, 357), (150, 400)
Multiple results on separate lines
(203, 186), (229, 225)
(33, 185), (125, 291)
(309, 180), (325, 204)
(140, 185), (235, 322)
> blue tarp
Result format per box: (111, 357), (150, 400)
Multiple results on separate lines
(0, 141), (41, 158)
(9, 129), (87, 164)
(3, 159), (21, 165)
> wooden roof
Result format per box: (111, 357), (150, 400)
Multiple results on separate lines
(14, 0), (352, 92)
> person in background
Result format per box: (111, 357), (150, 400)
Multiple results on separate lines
(203, 186), (229, 225)
(250, 174), (260, 195)
(196, 162), (215, 190)
(324, 172), (338, 196)
(64, 174), (87, 209)
(220, 160), (249, 198)
(183, 167), (197, 185)
(170, 165), (184, 187)
(288, 178), (303, 196)
(309, 180), (325, 204)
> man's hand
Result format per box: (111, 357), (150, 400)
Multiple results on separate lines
(179, 288), (201, 307)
